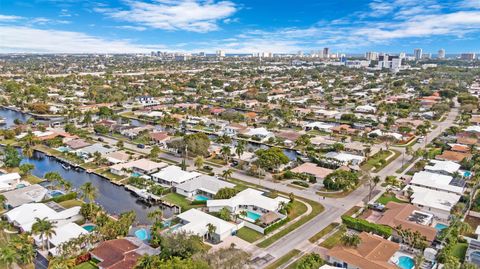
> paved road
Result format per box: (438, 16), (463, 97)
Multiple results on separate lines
(90, 101), (459, 268)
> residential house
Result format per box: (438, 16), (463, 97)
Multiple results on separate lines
(409, 171), (464, 195)
(36, 222), (88, 256)
(403, 185), (461, 220)
(2, 184), (48, 208)
(0, 173), (21, 192)
(149, 132), (171, 148)
(110, 159), (168, 176)
(436, 150), (472, 162)
(91, 238), (159, 269)
(175, 175), (235, 199)
(424, 160), (461, 176)
(151, 166), (201, 186)
(291, 163), (333, 181)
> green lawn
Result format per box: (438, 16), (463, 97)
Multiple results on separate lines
(309, 223), (339, 243)
(162, 193), (202, 211)
(58, 199), (84, 208)
(257, 199), (324, 248)
(320, 226), (346, 249)
(265, 249), (301, 269)
(97, 169), (126, 182)
(74, 261), (99, 269)
(236, 227), (264, 243)
(361, 150), (401, 173)
(342, 206), (362, 217)
(376, 193), (407, 205)
(452, 243), (468, 261)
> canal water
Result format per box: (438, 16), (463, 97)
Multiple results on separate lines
(0, 108), (31, 129)
(20, 150), (174, 224)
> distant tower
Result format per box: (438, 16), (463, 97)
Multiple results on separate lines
(323, 48), (330, 58)
(438, 49), (446, 59)
(414, 48), (423, 60)
(216, 50), (225, 57)
(365, 51), (379, 61)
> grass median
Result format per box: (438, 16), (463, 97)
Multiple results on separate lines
(265, 249), (301, 269)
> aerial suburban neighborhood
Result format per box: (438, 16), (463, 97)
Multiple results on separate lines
(0, 1), (480, 269)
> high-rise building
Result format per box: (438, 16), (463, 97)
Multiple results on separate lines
(414, 48), (423, 60)
(399, 52), (406, 59)
(297, 50), (304, 57)
(365, 51), (379, 61)
(216, 50), (225, 57)
(323, 48), (330, 58)
(460, 53), (476, 60)
(438, 49), (445, 59)
(378, 54), (402, 72)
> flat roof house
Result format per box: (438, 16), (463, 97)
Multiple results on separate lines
(151, 165), (201, 186)
(2, 184), (48, 208)
(76, 143), (117, 158)
(176, 209), (238, 243)
(35, 222), (89, 256)
(4, 203), (82, 232)
(324, 151), (365, 166)
(291, 162), (334, 180)
(327, 232), (400, 269)
(424, 160), (460, 176)
(403, 185), (461, 221)
(110, 158), (168, 176)
(410, 171), (464, 195)
(0, 172), (21, 192)
(207, 188), (289, 216)
(175, 175), (235, 199)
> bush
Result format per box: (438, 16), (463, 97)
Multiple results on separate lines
(341, 215), (391, 238)
(191, 200), (207, 205)
(292, 181), (309, 188)
(264, 218), (289, 234)
(45, 192), (78, 203)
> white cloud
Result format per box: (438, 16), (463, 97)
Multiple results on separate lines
(115, 25), (147, 31)
(0, 26), (161, 53)
(0, 14), (23, 21)
(30, 17), (71, 25)
(95, 0), (237, 33)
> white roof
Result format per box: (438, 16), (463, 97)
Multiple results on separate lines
(177, 209), (237, 236)
(0, 173), (21, 183)
(410, 171), (463, 194)
(207, 188), (289, 212)
(3, 184), (48, 208)
(405, 185), (461, 212)
(324, 151), (365, 163)
(246, 127), (273, 137)
(175, 175), (235, 195)
(152, 166), (201, 184)
(304, 121), (335, 130)
(424, 160), (460, 175)
(4, 203), (81, 232)
(465, 126), (480, 133)
(34, 222), (88, 247)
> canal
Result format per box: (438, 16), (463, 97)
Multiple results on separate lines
(0, 107), (31, 129)
(20, 150), (173, 224)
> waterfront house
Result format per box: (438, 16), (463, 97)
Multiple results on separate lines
(35, 222), (88, 256)
(0, 172), (21, 192)
(64, 138), (91, 150)
(324, 151), (365, 166)
(4, 203), (82, 232)
(151, 165), (201, 187)
(327, 232), (400, 269)
(175, 175), (235, 199)
(105, 151), (132, 164)
(244, 127), (274, 142)
(110, 158), (168, 176)
(76, 143), (117, 159)
(176, 209), (238, 243)
(2, 184), (48, 208)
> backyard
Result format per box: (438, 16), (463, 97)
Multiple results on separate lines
(236, 227), (264, 243)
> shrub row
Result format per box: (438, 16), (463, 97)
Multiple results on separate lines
(45, 192), (78, 203)
(341, 215), (392, 238)
(264, 217), (289, 234)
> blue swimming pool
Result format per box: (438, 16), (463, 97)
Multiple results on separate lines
(247, 211), (262, 221)
(135, 228), (149, 241)
(131, 172), (142, 178)
(464, 171), (472, 177)
(49, 190), (64, 197)
(195, 195), (210, 201)
(397, 256), (414, 269)
(435, 223), (448, 231)
(56, 146), (69, 153)
(83, 224), (96, 232)
(16, 184), (26, 189)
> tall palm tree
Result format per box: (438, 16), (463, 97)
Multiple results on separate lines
(80, 182), (97, 212)
(206, 223), (217, 242)
(220, 146), (231, 163)
(222, 169), (233, 181)
(147, 209), (163, 223)
(32, 217), (57, 251)
(0, 246), (16, 269)
(414, 254), (424, 268)
(235, 141), (246, 161)
(22, 144), (34, 159)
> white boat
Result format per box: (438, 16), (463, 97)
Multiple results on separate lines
(61, 164), (70, 170)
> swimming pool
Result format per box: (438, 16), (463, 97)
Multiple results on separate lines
(83, 224), (96, 232)
(16, 184), (26, 189)
(195, 195), (210, 201)
(49, 190), (64, 197)
(435, 223), (448, 231)
(56, 146), (70, 153)
(247, 211), (262, 221)
(397, 256), (414, 269)
(169, 224), (183, 232)
(131, 172), (142, 178)
(464, 171), (472, 177)
(135, 228), (149, 241)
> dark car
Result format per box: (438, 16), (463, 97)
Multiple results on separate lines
(137, 144), (145, 149)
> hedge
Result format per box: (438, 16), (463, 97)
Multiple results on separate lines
(264, 217), (289, 234)
(190, 200), (207, 205)
(292, 181), (309, 188)
(341, 215), (392, 238)
(45, 192), (78, 203)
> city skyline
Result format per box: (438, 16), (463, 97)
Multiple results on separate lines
(1, 0), (480, 54)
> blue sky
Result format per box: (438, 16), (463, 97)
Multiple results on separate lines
(1, 0), (479, 54)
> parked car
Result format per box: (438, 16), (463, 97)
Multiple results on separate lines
(97, 137), (104, 142)
(137, 144), (145, 149)
(369, 203), (385, 212)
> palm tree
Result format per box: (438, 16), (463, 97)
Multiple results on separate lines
(413, 254), (424, 268)
(240, 210), (247, 219)
(0, 246), (16, 269)
(80, 182), (97, 212)
(206, 223), (217, 242)
(235, 141), (246, 161)
(0, 194), (6, 207)
(147, 209), (163, 223)
(222, 169), (233, 181)
(367, 175), (381, 203)
(194, 156), (204, 170)
(22, 144), (34, 159)
(340, 234), (361, 247)
(32, 217), (57, 251)
(220, 146), (231, 163)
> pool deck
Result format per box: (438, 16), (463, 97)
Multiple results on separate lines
(390, 251), (414, 268)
